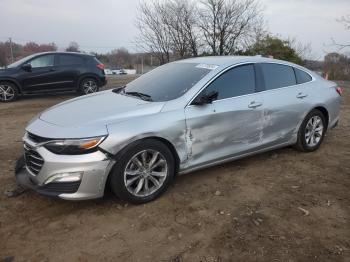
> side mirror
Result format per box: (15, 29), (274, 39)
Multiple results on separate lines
(21, 63), (32, 72)
(192, 90), (218, 106)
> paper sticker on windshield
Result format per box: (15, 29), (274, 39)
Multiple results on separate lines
(196, 64), (218, 70)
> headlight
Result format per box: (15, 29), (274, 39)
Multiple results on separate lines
(44, 136), (106, 155)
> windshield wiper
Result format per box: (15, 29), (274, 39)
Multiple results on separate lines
(112, 86), (126, 93)
(125, 91), (153, 102)
(112, 86), (152, 101)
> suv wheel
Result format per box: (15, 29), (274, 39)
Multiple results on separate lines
(110, 139), (175, 204)
(295, 109), (326, 152)
(79, 78), (99, 95)
(0, 82), (18, 102)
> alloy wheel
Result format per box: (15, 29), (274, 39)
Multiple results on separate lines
(124, 149), (168, 197)
(83, 80), (98, 94)
(305, 115), (324, 147)
(0, 84), (15, 101)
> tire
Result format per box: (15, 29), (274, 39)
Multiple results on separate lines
(294, 109), (327, 152)
(0, 81), (19, 102)
(78, 78), (99, 95)
(109, 139), (175, 204)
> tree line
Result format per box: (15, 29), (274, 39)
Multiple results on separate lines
(135, 0), (266, 63)
(0, 41), (83, 67)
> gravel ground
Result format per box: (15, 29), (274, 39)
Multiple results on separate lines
(0, 76), (349, 262)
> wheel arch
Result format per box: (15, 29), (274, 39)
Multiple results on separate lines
(0, 78), (22, 94)
(103, 136), (181, 195)
(314, 106), (329, 129)
(77, 74), (100, 89)
(113, 136), (180, 174)
(148, 136), (181, 174)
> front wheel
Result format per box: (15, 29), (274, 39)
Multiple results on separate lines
(295, 109), (327, 152)
(78, 78), (99, 95)
(109, 139), (175, 204)
(0, 82), (19, 102)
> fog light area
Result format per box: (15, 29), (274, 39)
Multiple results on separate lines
(44, 172), (83, 184)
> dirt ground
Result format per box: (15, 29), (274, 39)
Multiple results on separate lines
(0, 76), (349, 262)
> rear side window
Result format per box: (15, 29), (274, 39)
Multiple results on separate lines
(294, 68), (312, 84)
(203, 64), (256, 100)
(260, 63), (296, 90)
(59, 54), (84, 66)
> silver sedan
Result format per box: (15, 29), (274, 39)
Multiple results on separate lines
(16, 56), (342, 203)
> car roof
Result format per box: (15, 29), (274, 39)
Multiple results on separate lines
(32, 51), (94, 57)
(176, 55), (298, 68)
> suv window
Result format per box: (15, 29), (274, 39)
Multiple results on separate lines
(260, 63), (296, 90)
(201, 64), (255, 100)
(294, 68), (312, 84)
(29, 55), (54, 68)
(59, 54), (84, 66)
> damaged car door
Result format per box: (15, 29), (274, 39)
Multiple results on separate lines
(184, 64), (264, 169)
(257, 63), (312, 147)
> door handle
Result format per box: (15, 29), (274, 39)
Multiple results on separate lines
(248, 101), (263, 108)
(296, 92), (308, 99)
(49, 67), (56, 72)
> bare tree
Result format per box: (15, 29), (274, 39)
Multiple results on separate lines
(22, 42), (57, 56)
(339, 15), (350, 30)
(163, 0), (200, 58)
(0, 46), (6, 67)
(109, 48), (132, 68)
(333, 15), (350, 50)
(285, 37), (316, 61)
(135, 0), (200, 63)
(198, 0), (264, 55)
(135, 0), (265, 60)
(66, 41), (80, 52)
(135, 1), (172, 64)
(324, 52), (350, 80)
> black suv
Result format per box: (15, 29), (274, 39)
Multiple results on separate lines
(0, 52), (107, 102)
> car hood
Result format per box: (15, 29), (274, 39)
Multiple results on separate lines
(39, 90), (165, 127)
(0, 68), (16, 75)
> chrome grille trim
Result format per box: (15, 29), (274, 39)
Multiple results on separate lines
(24, 143), (44, 175)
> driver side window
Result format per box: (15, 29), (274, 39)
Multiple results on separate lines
(29, 55), (54, 68)
(201, 64), (256, 101)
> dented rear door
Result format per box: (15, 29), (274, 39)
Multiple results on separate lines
(257, 63), (310, 147)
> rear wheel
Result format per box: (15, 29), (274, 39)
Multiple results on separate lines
(78, 78), (99, 95)
(295, 109), (326, 152)
(109, 139), (175, 204)
(0, 81), (19, 102)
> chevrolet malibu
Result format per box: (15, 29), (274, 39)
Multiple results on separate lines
(16, 56), (342, 203)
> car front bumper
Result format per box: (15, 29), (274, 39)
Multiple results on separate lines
(16, 136), (115, 200)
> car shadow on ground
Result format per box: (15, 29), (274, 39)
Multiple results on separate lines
(17, 91), (79, 101)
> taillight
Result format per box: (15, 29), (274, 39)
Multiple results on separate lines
(96, 63), (104, 70)
(336, 87), (343, 96)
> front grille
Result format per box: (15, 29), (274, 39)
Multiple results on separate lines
(24, 143), (44, 175)
(40, 181), (81, 194)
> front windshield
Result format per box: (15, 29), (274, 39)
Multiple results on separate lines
(7, 54), (36, 68)
(122, 62), (212, 102)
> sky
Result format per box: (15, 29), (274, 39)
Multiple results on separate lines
(0, 0), (349, 59)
